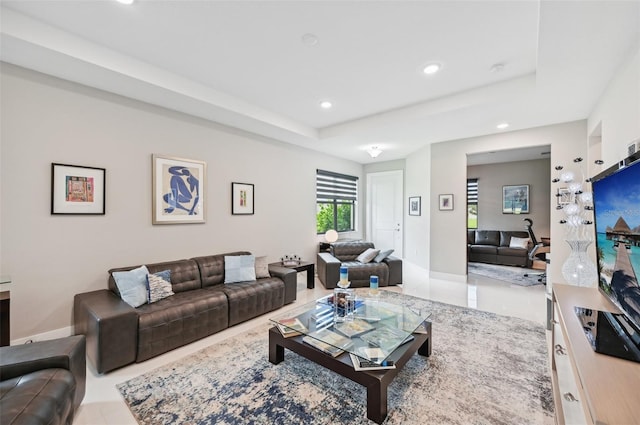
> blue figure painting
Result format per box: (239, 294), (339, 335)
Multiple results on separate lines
(163, 166), (200, 215)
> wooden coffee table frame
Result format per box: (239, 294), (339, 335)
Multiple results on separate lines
(268, 321), (432, 424)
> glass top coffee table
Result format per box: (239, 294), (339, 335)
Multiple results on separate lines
(268, 291), (432, 424)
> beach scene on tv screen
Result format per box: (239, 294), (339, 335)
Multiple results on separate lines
(593, 161), (640, 325)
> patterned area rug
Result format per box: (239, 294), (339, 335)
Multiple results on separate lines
(468, 262), (545, 286)
(118, 293), (554, 424)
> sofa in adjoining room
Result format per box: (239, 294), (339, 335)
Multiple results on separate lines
(317, 241), (402, 288)
(467, 230), (531, 267)
(74, 251), (296, 374)
(0, 335), (86, 425)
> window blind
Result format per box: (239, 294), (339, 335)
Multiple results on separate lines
(316, 169), (358, 203)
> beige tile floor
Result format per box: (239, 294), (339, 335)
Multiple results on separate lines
(74, 261), (547, 425)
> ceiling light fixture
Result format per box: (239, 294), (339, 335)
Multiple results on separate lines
(367, 146), (383, 158)
(490, 63), (505, 73)
(319, 100), (332, 109)
(496, 122), (509, 130)
(301, 33), (319, 46)
(423, 63), (441, 75)
(116, 0), (135, 4)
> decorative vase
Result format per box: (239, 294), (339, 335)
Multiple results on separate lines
(561, 240), (597, 287)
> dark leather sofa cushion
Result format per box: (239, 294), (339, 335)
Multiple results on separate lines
(223, 277), (284, 326)
(499, 231), (530, 247)
(340, 261), (389, 287)
(108, 259), (201, 294)
(474, 230), (500, 246)
(192, 252), (250, 288)
(331, 242), (375, 261)
(470, 245), (498, 255)
(136, 287), (229, 362)
(0, 369), (75, 425)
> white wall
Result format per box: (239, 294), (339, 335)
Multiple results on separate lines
(426, 121), (587, 280)
(404, 146), (431, 269)
(588, 46), (640, 166)
(0, 64), (363, 340)
(467, 159), (551, 237)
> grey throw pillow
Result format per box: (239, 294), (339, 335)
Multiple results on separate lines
(374, 249), (395, 263)
(147, 270), (175, 303)
(356, 248), (380, 264)
(255, 256), (270, 279)
(224, 255), (257, 283)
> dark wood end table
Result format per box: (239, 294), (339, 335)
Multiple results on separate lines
(269, 261), (315, 289)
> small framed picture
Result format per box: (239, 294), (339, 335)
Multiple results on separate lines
(408, 196), (421, 216)
(557, 187), (571, 206)
(51, 163), (106, 215)
(502, 184), (529, 214)
(232, 182), (254, 215)
(439, 194), (454, 211)
(152, 154), (206, 224)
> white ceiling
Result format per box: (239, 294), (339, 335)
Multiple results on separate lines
(1, 1), (638, 164)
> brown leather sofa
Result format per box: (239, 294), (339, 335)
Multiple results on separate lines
(467, 230), (531, 267)
(0, 335), (86, 425)
(317, 241), (402, 288)
(74, 251), (296, 374)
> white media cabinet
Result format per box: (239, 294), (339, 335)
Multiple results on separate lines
(551, 284), (640, 424)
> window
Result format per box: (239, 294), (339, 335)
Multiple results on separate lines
(316, 169), (358, 234)
(467, 178), (478, 229)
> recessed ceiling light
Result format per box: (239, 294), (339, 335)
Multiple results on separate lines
(423, 63), (441, 75)
(496, 122), (509, 130)
(490, 63), (505, 73)
(319, 100), (332, 109)
(301, 33), (319, 46)
(116, 0), (135, 4)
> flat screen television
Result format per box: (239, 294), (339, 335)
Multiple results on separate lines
(585, 151), (640, 362)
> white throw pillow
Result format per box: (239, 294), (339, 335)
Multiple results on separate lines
(224, 255), (257, 283)
(509, 237), (529, 249)
(255, 256), (270, 279)
(112, 265), (149, 308)
(356, 248), (380, 264)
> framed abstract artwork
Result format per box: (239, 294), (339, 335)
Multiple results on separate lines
(502, 184), (529, 214)
(51, 163), (106, 215)
(152, 154), (206, 224)
(232, 182), (254, 215)
(408, 196), (421, 216)
(438, 194), (454, 211)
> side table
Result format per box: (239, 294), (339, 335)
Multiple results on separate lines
(269, 261), (315, 289)
(1, 291), (10, 346)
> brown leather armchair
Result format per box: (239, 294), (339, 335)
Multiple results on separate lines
(0, 335), (86, 425)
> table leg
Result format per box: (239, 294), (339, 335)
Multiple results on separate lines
(268, 331), (284, 364)
(307, 264), (315, 289)
(367, 381), (387, 424)
(418, 322), (432, 357)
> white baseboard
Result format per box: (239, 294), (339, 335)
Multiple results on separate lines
(429, 270), (467, 283)
(11, 326), (73, 345)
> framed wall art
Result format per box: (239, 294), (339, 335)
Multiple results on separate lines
(408, 196), (421, 216)
(557, 187), (571, 206)
(232, 182), (254, 215)
(502, 184), (529, 214)
(152, 154), (206, 224)
(51, 163), (106, 215)
(438, 194), (454, 211)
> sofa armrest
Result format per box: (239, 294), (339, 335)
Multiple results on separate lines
(384, 256), (403, 285)
(317, 252), (341, 289)
(74, 290), (139, 374)
(0, 335), (86, 410)
(268, 265), (297, 304)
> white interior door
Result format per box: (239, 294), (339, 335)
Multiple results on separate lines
(366, 170), (403, 257)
